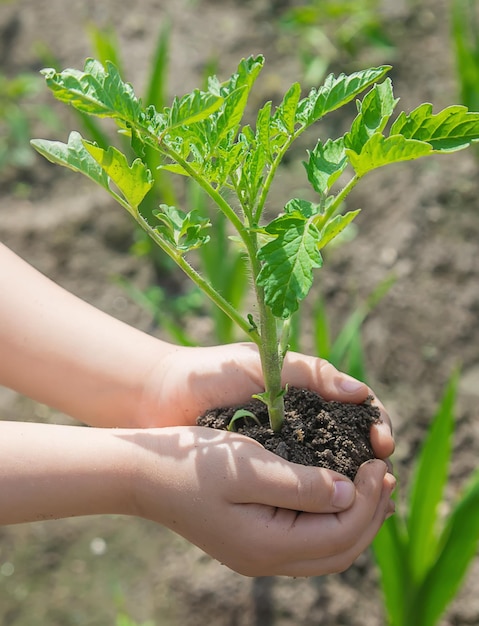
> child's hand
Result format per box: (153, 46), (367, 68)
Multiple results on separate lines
(139, 342), (394, 462)
(130, 425), (395, 577)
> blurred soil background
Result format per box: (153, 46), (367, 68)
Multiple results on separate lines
(1, 0), (479, 624)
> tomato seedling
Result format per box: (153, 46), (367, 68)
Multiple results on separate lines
(32, 56), (479, 432)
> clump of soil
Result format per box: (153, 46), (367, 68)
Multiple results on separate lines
(197, 387), (381, 480)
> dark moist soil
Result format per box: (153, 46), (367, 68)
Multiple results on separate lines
(197, 387), (380, 480)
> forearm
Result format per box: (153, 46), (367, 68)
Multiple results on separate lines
(0, 421), (136, 524)
(0, 243), (174, 427)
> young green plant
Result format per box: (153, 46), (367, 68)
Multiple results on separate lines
(31, 56), (479, 432)
(373, 370), (479, 626)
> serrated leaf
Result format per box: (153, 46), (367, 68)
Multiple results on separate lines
(346, 133), (433, 176)
(84, 142), (153, 208)
(210, 56), (264, 142)
(256, 101), (273, 161)
(284, 198), (319, 218)
(154, 204), (210, 252)
(390, 103), (479, 152)
(257, 215), (322, 318)
(41, 59), (141, 124)
(296, 65), (391, 127)
(239, 143), (267, 206)
(273, 82), (302, 135)
(345, 78), (399, 153)
(214, 85), (248, 140)
(316, 209), (361, 250)
(304, 137), (348, 196)
(31, 131), (109, 189)
(209, 55), (264, 98)
(166, 89), (224, 130)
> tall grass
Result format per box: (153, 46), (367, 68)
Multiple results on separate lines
(373, 369), (479, 625)
(451, 0), (479, 113)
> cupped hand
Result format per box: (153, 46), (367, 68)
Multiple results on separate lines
(140, 342), (394, 461)
(130, 426), (395, 577)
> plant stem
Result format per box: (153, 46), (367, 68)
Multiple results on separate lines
(249, 236), (285, 432)
(135, 212), (260, 343)
(256, 298), (285, 432)
(323, 173), (362, 223)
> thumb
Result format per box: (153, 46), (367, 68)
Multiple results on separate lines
(232, 444), (356, 513)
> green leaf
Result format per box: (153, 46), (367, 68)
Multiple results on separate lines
(227, 409), (261, 432)
(273, 82), (302, 135)
(304, 137), (348, 196)
(407, 369), (459, 583)
(210, 56), (264, 142)
(373, 516), (409, 626)
(296, 65), (391, 127)
(316, 209), (361, 250)
(165, 89), (224, 131)
(256, 101), (273, 161)
(328, 275), (394, 370)
(208, 55), (264, 99)
(418, 467), (479, 626)
(84, 142), (153, 208)
(31, 131), (109, 189)
(345, 78), (399, 153)
(238, 142), (267, 207)
(390, 103), (479, 152)
(284, 197), (319, 218)
(153, 204), (211, 252)
(346, 133), (433, 177)
(41, 59), (141, 125)
(257, 215), (323, 318)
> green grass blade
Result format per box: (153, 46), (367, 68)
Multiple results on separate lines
(328, 275), (394, 370)
(87, 23), (123, 74)
(372, 515), (409, 626)
(417, 467), (479, 626)
(451, 0), (479, 111)
(344, 332), (366, 381)
(312, 295), (331, 359)
(144, 21), (170, 110)
(328, 308), (364, 369)
(406, 369), (459, 582)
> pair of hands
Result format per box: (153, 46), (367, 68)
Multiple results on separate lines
(0, 243), (394, 577)
(129, 342), (395, 577)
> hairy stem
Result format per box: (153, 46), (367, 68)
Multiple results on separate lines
(249, 235), (285, 432)
(135, 212), (259, 343)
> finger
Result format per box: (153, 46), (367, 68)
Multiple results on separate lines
(227, 438), (357, 513)
(273, 482), (394, 578)
(368, 394), (395, 459)
(268, 463), (395, 577)
(230, 460), (392, 576)
(282, 352), (369, 404)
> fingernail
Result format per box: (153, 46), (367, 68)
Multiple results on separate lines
(333, 480), (355, 508)
(339, 377), (364, 393)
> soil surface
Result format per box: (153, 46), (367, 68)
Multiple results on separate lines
(198, 388), (380, 480)
(2, 0), (479, 625)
